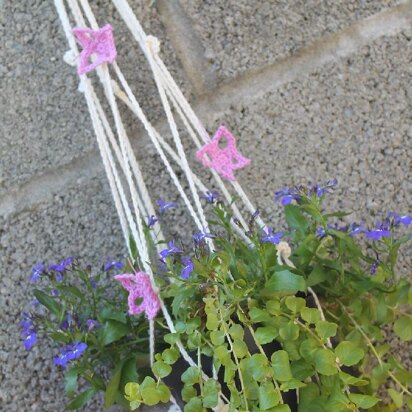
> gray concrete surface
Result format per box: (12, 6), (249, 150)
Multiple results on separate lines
(1, 0), (411, 411)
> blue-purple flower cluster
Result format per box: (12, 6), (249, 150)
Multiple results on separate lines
(54, 341), (87, 368)
(21, 313), (37, 351)
(274, 178), (338, 205)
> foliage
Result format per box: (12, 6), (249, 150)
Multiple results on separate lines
(24, 182), (412, 411)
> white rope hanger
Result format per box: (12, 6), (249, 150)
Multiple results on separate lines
(54, 0), (271, 408)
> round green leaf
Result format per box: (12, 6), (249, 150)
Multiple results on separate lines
(301, 307), (321, 324)
(210, 330), (225, 346)
(314, 349), (338, 376)
(271, 350), (293, 381)
(162, 348), (179, 365)
(335, 341), (364, 366)
(203, 379), (219, 408)
(279, 321), (299, 341)
(152, 360), (172, 378)
(348, 393), (379, 408)
(315, 321), (337, 341)
(394, 315), (412, 341)
(255, 326), (278, 345)
(285, 296), (306, 313)
(181, 366), (200, 385)
(258, 382), (280, 410)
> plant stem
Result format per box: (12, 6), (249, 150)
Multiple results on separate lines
(338, 301), (412, 396)
(307, 287), (333, 349)
(218, 304), (249, 410)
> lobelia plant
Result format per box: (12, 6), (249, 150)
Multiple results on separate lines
(23, 180), (412, 411)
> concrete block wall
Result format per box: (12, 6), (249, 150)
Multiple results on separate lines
(1, 1), (411, 410)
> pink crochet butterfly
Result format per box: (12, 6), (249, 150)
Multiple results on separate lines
(196, 126), (251, 181)
(114, 272), (160, 320)
(72, 24), (117, 75)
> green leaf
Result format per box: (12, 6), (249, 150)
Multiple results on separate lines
(206, 313), (219, 330)
(315, 321), (337, 341)
(250, 307), (272, 322)
(394, 315), (412, 341)
(388, 388), (403, 408)
(181, 384), (197, 402)
(99, 320), (130, 346)
(229, 324), (244, 340)
(300, 307), (321, 324)
(247, 354), (269, 381)
(338, 371), (368, 386)
(259, 381), (280, 409)
(203, 379), (219, 408)
(279, 321), (299, 341)
(280, 379), (306, 390)
(162, 348), (179, 365)
(335, 341), (364, 366)
(64, 367), (83, 397)
(181, 366), (200, 385)
(120, 358), (139, 390)
(156, 383), (171, 403)
(184, 397), (203, 412)
(285, 296), (306, 313)
(255, 326), (278, 345)
(152, 360), (172, 378)
(104, 364), (122, 408)
(299, 338), (319, 361)
(33, 289), (62, 318)
(215, 344), (231, 366)
(124, 382), (140, 402)
(284, 204), (308, 235)
(266, 300), (282, 315)
(66, 388), (96, 410)
(210, 330), (225, 346)
(313, 349), (338, 376)
(99, 307), (127, 324)
(233, 339), (248, 358)
(307, 265), (328, 287)
(263, 270), (306, 296)
(140, 377), (159, 406)
(271, 405), (291, 412)
(271, 350), (293, 381)
(348, 393), (379, 408)
(164, 333), (179, 345)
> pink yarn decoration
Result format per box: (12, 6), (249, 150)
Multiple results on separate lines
(72, 24), (117, 75)
(114, 272), (160, 320)
(196, 126), (251, 181)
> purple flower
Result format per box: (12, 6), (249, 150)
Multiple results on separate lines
(103, 259), (123, 271)
(193, 228), (215, 244)
(202, 190), (220, 204)
(366, 220), (391, 240)
(24, 331), (37, 351)
(388, 213), (412, 226)
(316, 227), (326, 238)
(181, 257), (194, 279)
(274, 187), (300, 205)
(61, 312), (73, 331)
(157, 200), (177, 214)
(49, 257), (74, 273)
(54, 341), (87, 368)
(261, 228), (283, 244)
(160, 240), (182, 259)
(86, 319), (101, 331)
(21, 313), (37, 351)
(90, 277), (97, 289)
(348, 223), (366, 236)
(147, 215), (158, 227)
(53, 288), (59, 296)
(30, 262), (45, 282)
(309, 178), (338, 197)
(370, 260), (380, 275)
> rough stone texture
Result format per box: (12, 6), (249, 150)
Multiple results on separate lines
(1, 0), (412, 411)
(208, 31), (412, 245)
(0, 0), (191, 194)
(179, 0), (401, 81)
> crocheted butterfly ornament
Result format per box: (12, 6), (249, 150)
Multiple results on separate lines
(196, 126), (251, 181)
(72, 24), (117, 75)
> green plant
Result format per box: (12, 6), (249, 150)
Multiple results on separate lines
(24, 181), (412, 411)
